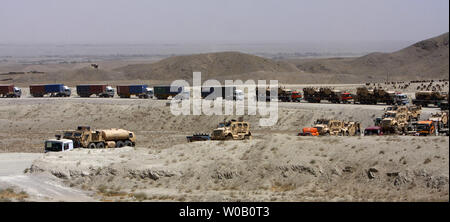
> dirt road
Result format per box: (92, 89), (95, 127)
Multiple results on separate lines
(0, 153), (94, 201)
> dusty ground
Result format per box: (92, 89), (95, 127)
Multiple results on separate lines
(0, 91), (447, 201)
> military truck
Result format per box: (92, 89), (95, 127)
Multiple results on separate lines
(412, 91), (447, 107)
(62, 126), (136, 148)
(353, 87), (395, 105)
(278, 87), (293, 102)
(211, 119), (252, 140)
(429, 111), (449, 135)
(343, 121), (361, 136)
(303, 88), (321, 103)
(380, 111), (409, 134)
(313, 119), (331, 135)
(407, 105), (422, 121)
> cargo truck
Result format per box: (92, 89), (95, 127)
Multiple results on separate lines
(412, 91), (447, 107)
(201, 86), (237, 100)
(0, 84), (22, 98)
(29, 84), (71, 97)
(116, 85), (152, 98)
(154, 85), (184, 100)
(76, 84), (115, 98)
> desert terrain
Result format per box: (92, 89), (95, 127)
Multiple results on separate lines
(0, 32), (448, 202)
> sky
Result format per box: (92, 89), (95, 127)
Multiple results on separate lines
(0, 0), (448, 44)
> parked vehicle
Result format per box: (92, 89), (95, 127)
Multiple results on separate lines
(62, 126), (136, 148)
(76, 84), (115, 98)
(186, 133), (211, 142)
(364, 126), (383, 136)
(291, 90), (302, 102)
(299, 127), (319, 136)
(211, 119), (252, 140)
(394, 93), (409, 105)
(154, 85), (184, 100)
(44, 137), (73, 153)
(353, 87), (395, 105)
(116, 85), (152, 98)
(0, 84), (21, 98)
(412, 91), (447, 107)
(201, 86), (237, 100)
(29, 84), (71, 97)
(415, 120), (436, 136)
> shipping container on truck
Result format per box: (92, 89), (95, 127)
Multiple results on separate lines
(76, 84), (114, 98)
(154, 85), (184, 100)
(29, 84), (71, 97)
(0, 84), (22, 98)
(116, 85), (151, 98)
(201, 86), (236, 100)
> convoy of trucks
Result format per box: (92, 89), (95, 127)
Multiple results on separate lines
(30, 84), (71, 97)
(0, 84), (22, 98)
(76, 84), (115, 98)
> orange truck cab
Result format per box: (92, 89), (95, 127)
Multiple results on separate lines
(292, 91), (303, 102)
(416, 121), (435, 136)
(299, 127), (319, 136)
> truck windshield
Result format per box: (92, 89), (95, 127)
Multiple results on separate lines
(45, 141), (62, 151)
(416, 124), (429, 131)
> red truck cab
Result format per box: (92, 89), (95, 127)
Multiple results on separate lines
(292, 91), (302, 102)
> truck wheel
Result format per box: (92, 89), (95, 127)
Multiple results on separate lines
(96, 143), (105, 149)
(116, 141), (125, 148)
(124, 140), (133, 147)
(226, 134), (233, 140)
(88, 143), (96, 149)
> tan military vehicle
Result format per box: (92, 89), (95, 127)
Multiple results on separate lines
(313, 119), (331, 135)
(381, 111), (409, 134)
(429, 111), (449, 129)
(343, 122), (361, 136)
(328, 120), (345, 136)
(407, 105), (422, 121)
(62, 126), (136, 148)
(211, 119), (252, 140)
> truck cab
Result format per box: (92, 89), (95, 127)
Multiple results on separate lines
(13, 87), (22, 98)
(416, 121), (435, 136)
(63, 86), (71, 97)
(394, 94), (409, 105)
(44, 138), (73, 153)
(291, 91), (302, 102)
(105, 86), (115, 97)
(146, 87), (154, 98)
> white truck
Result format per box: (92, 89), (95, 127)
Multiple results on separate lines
(44, 137), (74, 153)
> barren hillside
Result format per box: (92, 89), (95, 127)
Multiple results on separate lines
(115, 51), (299, 82)
(291, 32), (449, 81)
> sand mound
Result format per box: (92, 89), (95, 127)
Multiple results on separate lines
(115, 51), (299, 81)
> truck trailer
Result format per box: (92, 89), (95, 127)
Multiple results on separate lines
(116, 85), (152, 98)
(76, 84), (115, 98)
(29, 84), (71, 97)
(0, 84), (22, 98)
(154, 85), (184, 100)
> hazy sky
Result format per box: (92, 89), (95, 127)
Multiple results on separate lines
(0, 0), (448, 44)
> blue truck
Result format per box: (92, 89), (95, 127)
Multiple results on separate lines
(29, 84), (71, 97)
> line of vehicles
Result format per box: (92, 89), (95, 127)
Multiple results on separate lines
(1, 84), (448, 109)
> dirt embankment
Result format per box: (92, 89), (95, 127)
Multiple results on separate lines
(27, 135), (449, 201)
